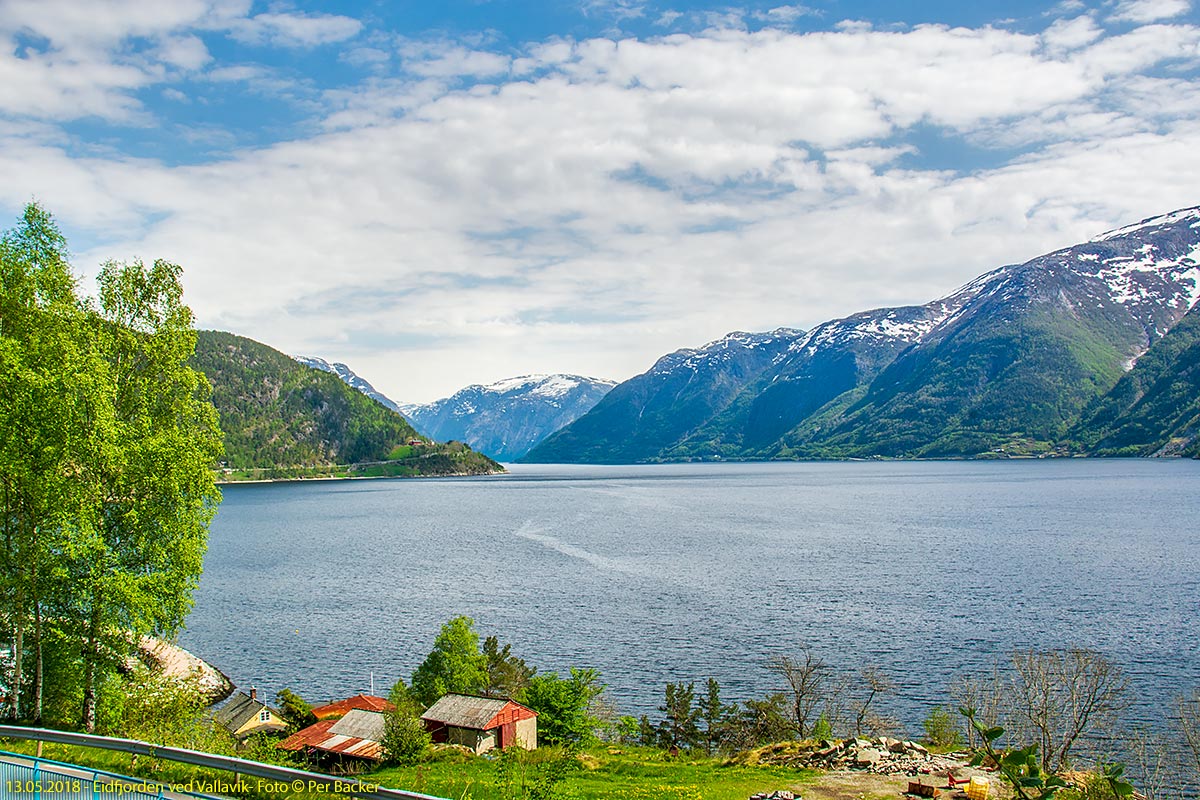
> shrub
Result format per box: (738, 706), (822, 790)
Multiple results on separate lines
(923, 706), (962, 749)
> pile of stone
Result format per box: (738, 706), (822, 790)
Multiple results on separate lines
(742, 737), (966, 777)
(749, 792), (797, 800)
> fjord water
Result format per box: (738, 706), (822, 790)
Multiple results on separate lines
(182, 460), (1199, 728)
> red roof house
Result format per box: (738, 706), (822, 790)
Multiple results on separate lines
(421, 694), (537, 754)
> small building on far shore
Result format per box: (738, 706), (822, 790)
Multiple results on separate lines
(421, 694), (537, 754)
(214, 688), (288, 740)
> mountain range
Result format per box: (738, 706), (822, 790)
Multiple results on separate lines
(525, 205), (1200, 462)
(398, 375), (616, 462)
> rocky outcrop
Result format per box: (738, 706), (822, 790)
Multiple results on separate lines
(737, 737), (967, 777)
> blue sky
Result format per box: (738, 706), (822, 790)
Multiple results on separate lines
(3, 0), (1200, 401)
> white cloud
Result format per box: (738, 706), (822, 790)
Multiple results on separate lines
(1108, 0), (1192, 24)
(400, 43), (512, 78)
(4, 14), (1200, 400)
(754, 6), (819, 24)
(228, 10), (362, 47)
(1041, 15), (1103, 54)
(0, 1), (365, 123)
(157, 35), (211, 70)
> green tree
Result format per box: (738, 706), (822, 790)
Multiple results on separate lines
(729, 693), (794, 749)
(700, 677), (734, 754)
(657, 681), (701, 750)
(411, 616), (488, 707)
(519, 668), (604, 746)
(483, 635), (535, 698)
(0, 203), (109, 724)
(72, 257), (222, 731)
(275, 688), (316, 731)
(0, 206), (222, 733)
(381, 676), (431, 766)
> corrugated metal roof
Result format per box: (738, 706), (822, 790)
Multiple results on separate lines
(421, 694), (535, 731)
(278, 719), (338, 751)
(328, 709), (386, 741)
(311, 694), (393, 720)
(276, 713), (384, 761)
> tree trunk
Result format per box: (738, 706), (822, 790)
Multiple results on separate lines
(82, 609), (100, 733)
(10, 607), (23, 721)
(32, 600), (43, 724)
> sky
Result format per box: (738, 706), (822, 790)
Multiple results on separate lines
(2, 0), (1200, 402)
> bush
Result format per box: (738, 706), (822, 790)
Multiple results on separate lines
(923, 706), (962, 749)
(382, 711), (432, 766)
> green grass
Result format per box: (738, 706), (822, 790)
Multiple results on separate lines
(1, 740), (814, 800)
(373, 745), (814, 800)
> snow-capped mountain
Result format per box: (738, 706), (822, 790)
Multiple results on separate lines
(523, 329), (805, 463)
(528, 204), (1200, 462)
(403, 375), (617, 462)
(292, 356), (404, 414)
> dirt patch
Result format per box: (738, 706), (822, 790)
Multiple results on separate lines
(802, 771), (914, 800)
(797, 768), (1007, 800)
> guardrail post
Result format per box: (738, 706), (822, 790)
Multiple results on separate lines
(93, 769), (100, 800)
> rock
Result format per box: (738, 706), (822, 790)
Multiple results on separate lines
(910, 742), (929, 754)
(889, 739), (908, 753)
(855, 748), (883, 766)
(854, 738), (873, 748)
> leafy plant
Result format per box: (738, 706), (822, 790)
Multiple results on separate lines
(961, 705), (1069, 800)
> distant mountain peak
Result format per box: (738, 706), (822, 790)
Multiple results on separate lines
(1090, 205), (1200, 243)
(477, 373), (617, 399)
(292, 355), (403, 414)
(403, 374), (617, 462)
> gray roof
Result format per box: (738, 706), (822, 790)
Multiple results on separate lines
(213, 692), (284, 735)
(328, 709), (386, 741)
(421, 694), (533, 731)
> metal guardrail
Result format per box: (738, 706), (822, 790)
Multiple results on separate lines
(0, 748), (221, 799)
(0, 726), (446, 800)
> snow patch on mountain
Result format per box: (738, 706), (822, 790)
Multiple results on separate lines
(403, 374), (617, 461)
(293, 355), (403, 414)
(1090, 206), (1200, 242)
(653, 328), (806, 374)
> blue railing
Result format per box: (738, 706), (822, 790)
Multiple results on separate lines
(0, 749), (221, 799)
(0, 726), (445, 800)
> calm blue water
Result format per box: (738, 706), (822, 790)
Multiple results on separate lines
(180, 460), (1200, 732)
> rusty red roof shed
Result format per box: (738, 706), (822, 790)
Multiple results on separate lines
(310, 693), (394, 720)
(276, 710), (385, 761)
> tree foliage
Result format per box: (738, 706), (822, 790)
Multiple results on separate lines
(411, 616), (489, 707)
(0, 204), (222, 731)
(483, 635), (536, 698)
(519, 668), (605, 746)
(657, 681), (701, 750)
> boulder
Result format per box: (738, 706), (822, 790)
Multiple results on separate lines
(855, 748), (883, 766)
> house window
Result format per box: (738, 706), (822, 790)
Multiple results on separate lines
(259, 709), (270, 722)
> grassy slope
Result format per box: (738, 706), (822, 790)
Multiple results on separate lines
(1070, 305), (1200, 456)
(192, 330), (501, 477)
(781, 294), (1136, 458)
(1, 740), (814, 800)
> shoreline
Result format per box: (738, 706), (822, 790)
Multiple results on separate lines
(215, 468), (506, 486)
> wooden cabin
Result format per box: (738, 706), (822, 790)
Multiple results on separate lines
(421, 694), (537, 754)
